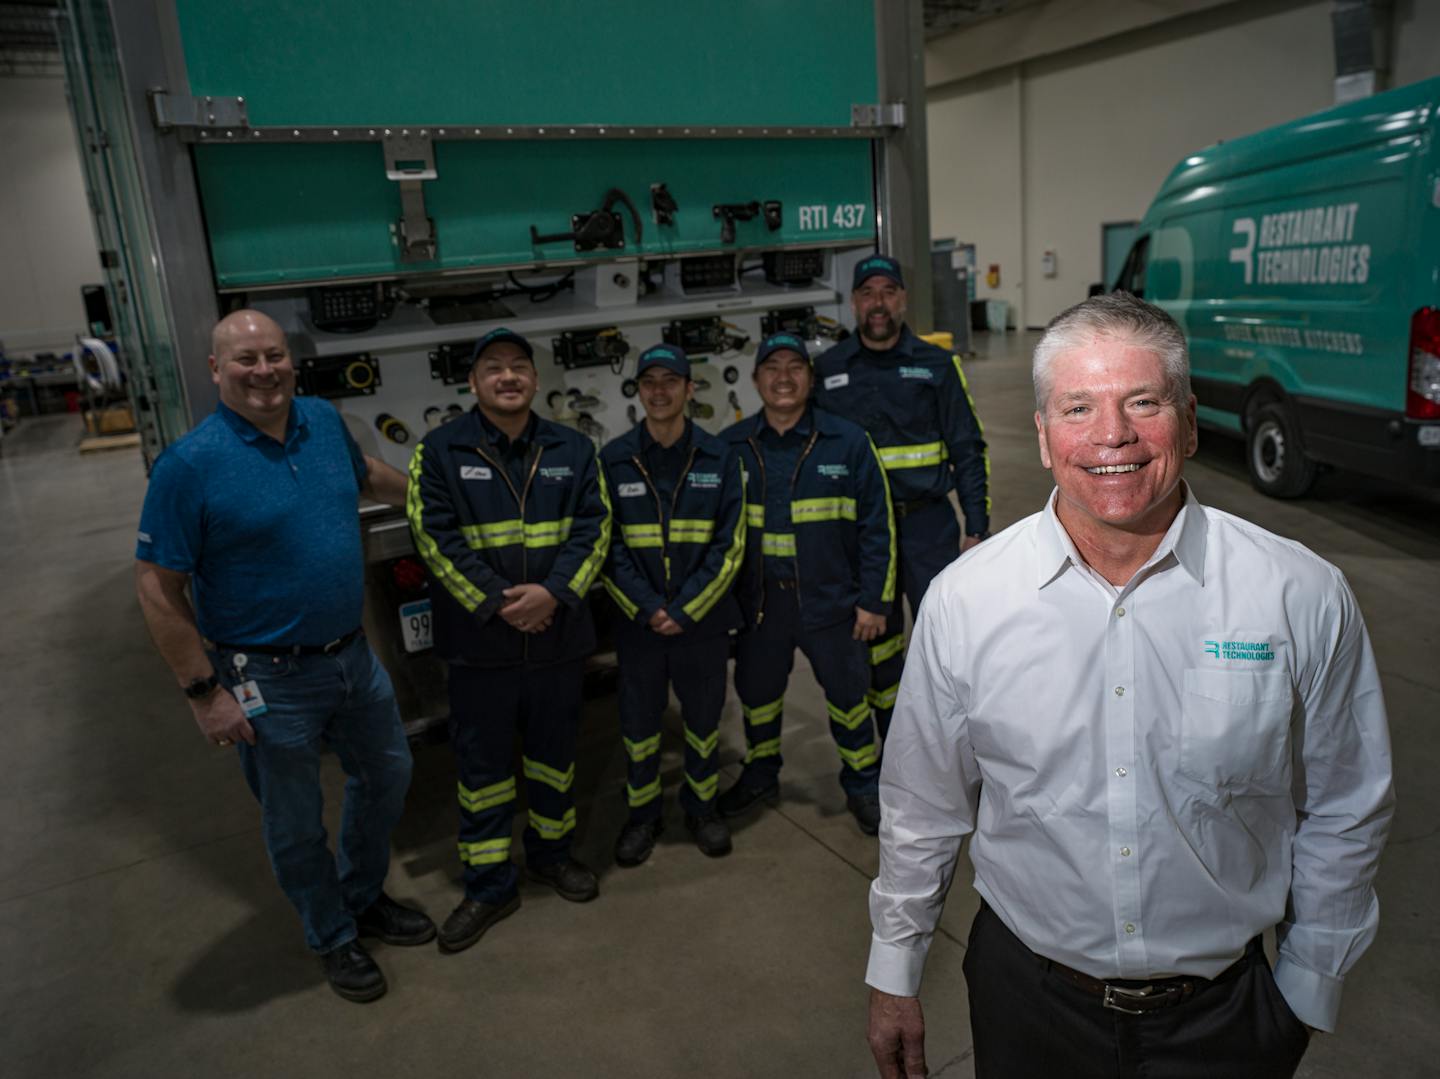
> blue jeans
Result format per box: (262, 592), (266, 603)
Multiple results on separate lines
(211, 636), (413, 954)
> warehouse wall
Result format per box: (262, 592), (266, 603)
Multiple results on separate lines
(0, 77), (101, 356)
(926, 0), (1440, 329)
(927, 66), (1024, 321)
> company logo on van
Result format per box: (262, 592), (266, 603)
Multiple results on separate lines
(1229, 201), (1370, 286)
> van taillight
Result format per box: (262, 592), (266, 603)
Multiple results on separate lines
(1408, 307), (1440, 420)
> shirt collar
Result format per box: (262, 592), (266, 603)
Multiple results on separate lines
(640, 418), (691, 454)
(858, 324), (917, 360)
(1036, 482), (1207, 590)
(758, 406), (812, 440)
(477, 408), (536, 452)
(216, 400), (304, 445)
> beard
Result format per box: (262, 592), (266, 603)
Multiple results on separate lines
(859, 307), (899, 344)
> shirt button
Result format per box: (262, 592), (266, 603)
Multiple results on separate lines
(1120, 847), (1132, 857)
(1124, 923), (1136, 934)
(1116, 607), (1126, 617)
(1114, 766), (1128, 778)
(1114, 686), (1125, 697)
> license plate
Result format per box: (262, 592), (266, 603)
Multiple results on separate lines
(399, 599), (433, 653)
(1419, 426), (1440, 448)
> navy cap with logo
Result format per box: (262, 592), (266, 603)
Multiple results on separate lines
(635, 343), (691, 380)
(754, 332), (811, 370)
(851, 253), (905, 291)
(471, 326), (535, 365)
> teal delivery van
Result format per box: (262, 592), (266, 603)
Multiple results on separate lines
(1113, 76), (1440, 497)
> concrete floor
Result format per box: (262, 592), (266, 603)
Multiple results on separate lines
(2, 332), (1436, 1078)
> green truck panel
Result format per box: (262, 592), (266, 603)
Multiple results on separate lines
(195, 138), (876, 287)
(174, 0), (876, 127)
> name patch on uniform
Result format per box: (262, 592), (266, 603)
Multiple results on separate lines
(899, 366), (933, 381)
(823, 373), (850, 390)
(617, 482), (647, 498)
(687, 471), (722, 489)
(459, 466), (492, 481)
(1202, 638), (1276, 662)
(539, 466), (573, 482)
(817, 463), (850, 479)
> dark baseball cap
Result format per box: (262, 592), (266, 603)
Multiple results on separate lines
(471, 326), (534, 364)
(754, 332), (811, 369)
(636, 343), (691, 380)
(852, 254), (905, 291)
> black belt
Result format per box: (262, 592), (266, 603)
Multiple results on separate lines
(212, 627), (363, 657)
(892, 497), (944, 519)
(1048, 940), (1258, 1015)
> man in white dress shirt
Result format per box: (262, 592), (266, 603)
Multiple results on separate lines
(865, 292), (1394, 1079)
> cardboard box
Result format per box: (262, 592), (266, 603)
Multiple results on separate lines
(84, 404), (135, 436)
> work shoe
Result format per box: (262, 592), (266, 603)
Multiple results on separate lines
(847, 792), (882, 836)
(321, 940), (387, 1003)
(615, 818), (664, 867)
(717, 776), (779, 818)
(437, 895), (521, 954)
(355, 892), (437, 946)
(686, 813), (733, 858)
(528, 857), (600, 902)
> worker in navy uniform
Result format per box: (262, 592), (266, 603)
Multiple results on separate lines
(407, 327), (612, 953)
(599, 343), (747, 864)
(813, 255), (990, 739)
(718, 332), (897, 834)
(135, 310), (433, 1004)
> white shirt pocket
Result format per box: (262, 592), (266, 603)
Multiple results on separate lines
(1180, 668), (1294, 793)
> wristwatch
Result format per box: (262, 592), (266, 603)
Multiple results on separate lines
(183, 673), (221, 700)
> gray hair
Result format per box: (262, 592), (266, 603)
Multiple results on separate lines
(1032, 292), (1190, 413)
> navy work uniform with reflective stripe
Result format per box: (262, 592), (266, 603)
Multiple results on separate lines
(813, 325), (990, 737)
(600, 419), (746, 823)
(407, 408), (611, 904)
(721, 406), (895, 798)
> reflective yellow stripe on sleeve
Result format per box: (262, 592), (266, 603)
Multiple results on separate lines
(567, 455), (612, 598)
(407, 444), (487, 613)
(679, 473), (747, 624)
(869, 435), (898, 604)
(952, 353), (993, 518)
(601, 574), (640, 620)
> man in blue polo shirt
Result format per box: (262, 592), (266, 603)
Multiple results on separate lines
(135, 309), (432, 1004)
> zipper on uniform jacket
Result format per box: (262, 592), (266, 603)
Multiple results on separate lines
(474, 440), (544, 660)
(788, 429), (820, 615)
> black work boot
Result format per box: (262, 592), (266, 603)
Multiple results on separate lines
(614, 818), (664, 867)
(321, 940), (387, 1002)
(686, 813), (733, 858)
(355, 892), (437, 946)
(527, 857), (600, 902)
(846, 792), (882, 836)
(437, 895), (521, 954)
(717, 773), (779, 818)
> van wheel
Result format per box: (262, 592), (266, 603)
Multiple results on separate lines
(1246, 402), (1317, 498)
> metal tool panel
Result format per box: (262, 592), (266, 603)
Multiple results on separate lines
(172, 0), (876, 127)
(195, 138), (876, 287)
